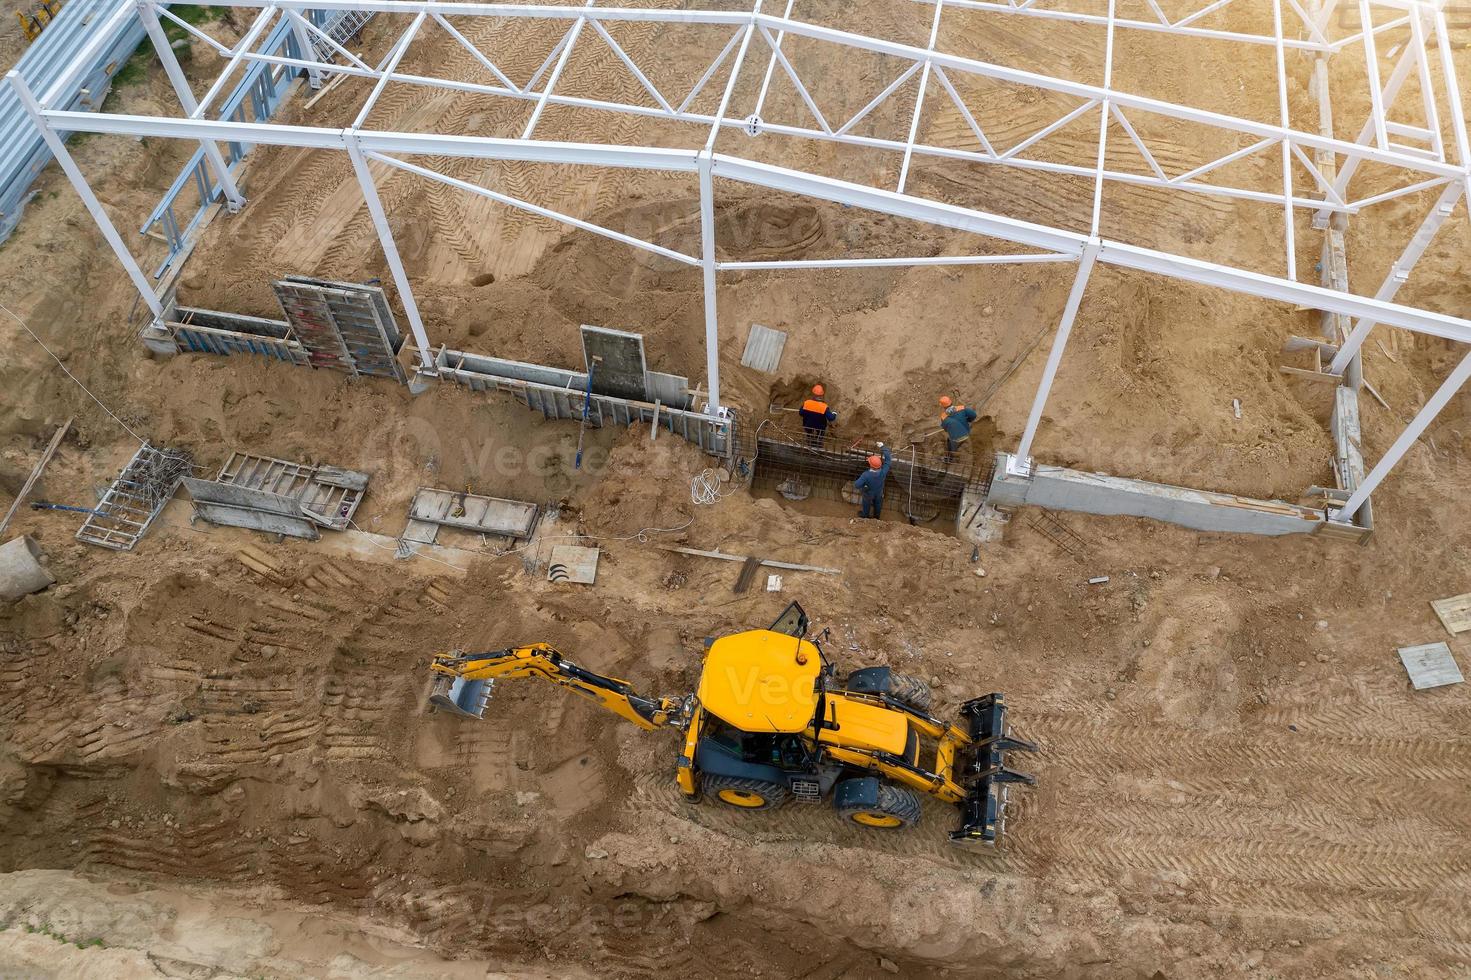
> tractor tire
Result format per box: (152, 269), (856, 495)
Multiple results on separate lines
(845, 667), (933, 713)
(702, 773), (788, 811)
(887, 672), (933, 712)
(834, 780), (923, 830)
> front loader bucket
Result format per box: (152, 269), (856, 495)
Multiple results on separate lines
(949, 693), (1037, 847)
(428, 675), (494, 719)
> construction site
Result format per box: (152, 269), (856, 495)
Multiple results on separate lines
(0, 0), (1469, 976)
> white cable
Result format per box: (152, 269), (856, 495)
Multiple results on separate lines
(691, 468), (733, 505)
(0, 299), (147, 444)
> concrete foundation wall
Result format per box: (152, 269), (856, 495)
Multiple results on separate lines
(987, 453), (1327, 536)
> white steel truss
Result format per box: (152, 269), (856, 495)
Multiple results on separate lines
(11, 0), (1471, 529)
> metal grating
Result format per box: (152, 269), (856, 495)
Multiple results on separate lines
(76, 444), (193, 551)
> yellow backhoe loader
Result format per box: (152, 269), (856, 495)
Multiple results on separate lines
(427, 603), (1037, 844)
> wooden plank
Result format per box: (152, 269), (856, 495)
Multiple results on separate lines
(1430, 593), (1471, 634)
(659, 545), (841, 575)
(0, 417), (72, 537)
(733, 555), (761, 594)
(1397, 642), (1463, 690)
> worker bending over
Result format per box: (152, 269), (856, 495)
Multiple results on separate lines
(799, 384), (838, 447)
(938, 395), (978, 456)
(854, 443), (892, 519)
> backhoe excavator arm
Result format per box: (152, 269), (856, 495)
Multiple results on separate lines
(429, 643), (689, 731)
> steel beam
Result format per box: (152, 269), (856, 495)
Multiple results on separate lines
(1328, 180), (1467, 373)
(9, 72), (162, 318)
(287, 9), (323, 87)
(345, 137), (435, 369)
(1336, 351), (1471, 520)
(1014, 240), (1101, 465)
(522, 1), (592, 139)
(1271, 0), (1295, 279)
(195, 6), (281, 118)
(139, 3), (246, 210)
(366, 151), (700, 265)
(897, 0), (945, 193)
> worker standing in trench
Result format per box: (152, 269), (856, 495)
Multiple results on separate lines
(938, 395), (979, 462)
(799, 385), (838, 447)
(854, 443), (892, 519)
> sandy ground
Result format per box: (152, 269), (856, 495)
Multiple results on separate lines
(3, 4), (1471, 979)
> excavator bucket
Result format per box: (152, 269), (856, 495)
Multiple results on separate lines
(428, 675), (494, 719)
(949, 694), (1038, 847)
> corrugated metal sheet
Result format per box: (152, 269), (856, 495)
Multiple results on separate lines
(741, 323), (787, 373)
(0, 0), (147, 242)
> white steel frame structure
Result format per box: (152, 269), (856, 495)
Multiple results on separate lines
(10, 0), (1471, 528)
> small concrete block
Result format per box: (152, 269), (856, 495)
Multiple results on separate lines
(548, 545), (599, 585)
(766, 574), (783, 592)
(741, 324), (787, 373)
(1398, 642), (1463, 690)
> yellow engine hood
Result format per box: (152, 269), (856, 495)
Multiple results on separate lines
(697, 629), (822, 733)
(819, 695), (911, 755)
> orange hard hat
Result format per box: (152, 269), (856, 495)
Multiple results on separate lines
(939, 395), (952, 408)
(812, 384), (825, 397)
(868, 454), (883, 469)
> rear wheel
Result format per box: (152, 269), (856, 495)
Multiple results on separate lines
(887, 673), (933, 712)
(835, 780), (922, 830)
(846, 667), (933, 713)
(702, 773), (788, 810)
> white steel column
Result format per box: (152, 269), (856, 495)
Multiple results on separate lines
(698, 156), (721, 413)
(1013, 239), (1100, 466)
(139, 2), (246, 210)
(1328, 179), (1466, 374)
(345, 136), (435, 370)
(288, 10), (324, 88)
(1336, 350), (1471, 520)
(8, 72), (162, 318)
(695, 6), (759, 416)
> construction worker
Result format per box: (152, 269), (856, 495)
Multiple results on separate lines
(941, 400), (979, 455)
(853, 443), (892, 519)
(799, 384), (838, 447)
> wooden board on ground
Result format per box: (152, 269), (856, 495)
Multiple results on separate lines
(0, 417), (70, 537)
(1430, 593), (1471, 634)
(1397, 642), (1464, 690)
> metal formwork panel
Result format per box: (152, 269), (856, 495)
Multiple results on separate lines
(216, 451), (368, 530)
(272, 278), (407, 382)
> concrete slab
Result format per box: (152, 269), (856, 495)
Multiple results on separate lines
(409, 488), (539, 539)
(547, 545), (599, 585)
